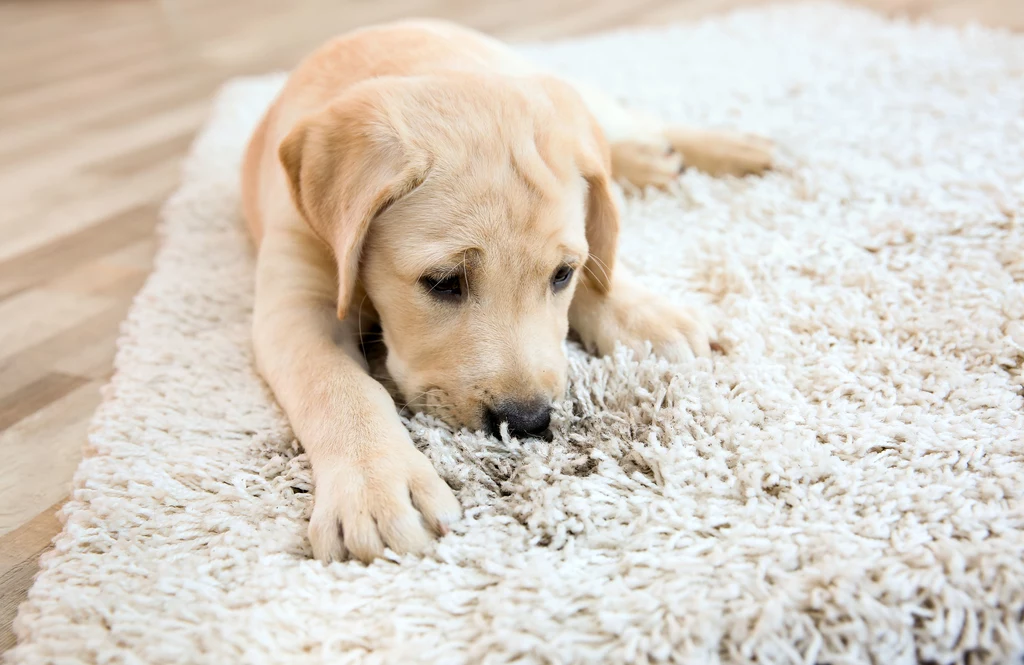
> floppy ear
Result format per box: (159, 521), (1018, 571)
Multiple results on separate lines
(538, 76), (621, 294)
(576, 148), (619, 294)
(278, 91), (428, 319)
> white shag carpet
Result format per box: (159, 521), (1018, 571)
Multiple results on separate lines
(11, 4), (1024, 664)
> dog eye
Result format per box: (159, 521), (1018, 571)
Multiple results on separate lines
(420, 274), (462, 301)
(551, 265), (574, 292)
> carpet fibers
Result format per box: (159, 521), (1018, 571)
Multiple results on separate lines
(10, 4), (1024, 664)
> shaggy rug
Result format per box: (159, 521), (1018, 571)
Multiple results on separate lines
(10, 3), (1024, 664)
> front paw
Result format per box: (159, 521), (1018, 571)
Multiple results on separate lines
(614, 296), (712, 362)
(573, 287), (713, 363)
(307, 436), (461, 563)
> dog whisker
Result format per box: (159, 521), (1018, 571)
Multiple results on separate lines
(581, 262), (602, 285)
(397, 388), (446, 413)
(585, 253), (612, 284)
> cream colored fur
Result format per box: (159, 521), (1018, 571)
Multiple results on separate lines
(240, 19), (773, 562)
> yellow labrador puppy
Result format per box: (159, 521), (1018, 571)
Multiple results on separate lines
(241, 20), (772, 563)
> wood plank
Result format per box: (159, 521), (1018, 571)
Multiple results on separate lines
(0, 374), (89, 432)
(0, 74), (217, 162)
(0, 202), (159, 300)
(0, 100), (209, 201)
(0, 289), (113, 365)
(0, 158), (180, 264)
(87, 131), (194, 178)
(0, 501), (64, 653)
(0, 300), (137, 402)
(47, 240), (156, 301)
(0, 381), (102, 536)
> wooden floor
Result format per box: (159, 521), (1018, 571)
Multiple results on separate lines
(0, 0), (1020, 654)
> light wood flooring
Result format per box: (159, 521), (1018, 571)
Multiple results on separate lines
(1, 0), (1020, 653)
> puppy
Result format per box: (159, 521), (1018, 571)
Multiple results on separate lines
(240, 19), (772, 563)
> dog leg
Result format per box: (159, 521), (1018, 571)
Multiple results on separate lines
(567, 78), (774, 186)
(570, 265), (712, 363)
(252, 229), (460, 563)
(663, 126), (774, 177)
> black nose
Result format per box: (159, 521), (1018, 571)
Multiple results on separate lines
(485, 398), (552, 440)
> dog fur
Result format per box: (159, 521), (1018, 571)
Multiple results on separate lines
(240, 19), (773, 563)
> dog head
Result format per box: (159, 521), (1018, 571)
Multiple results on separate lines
(279, 74), (619, 438)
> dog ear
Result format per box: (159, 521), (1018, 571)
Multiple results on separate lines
(576, 149), (619, 294)
(279, 90), (428, 319)
(538, 76), (620, 294)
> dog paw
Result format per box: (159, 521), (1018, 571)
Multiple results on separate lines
(573, 283), (713, 363)
(610, 139), (686, 189)
(307, 435), (461, 563)
(612, 296), (712, 363)
(665, 127), (774, 177)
